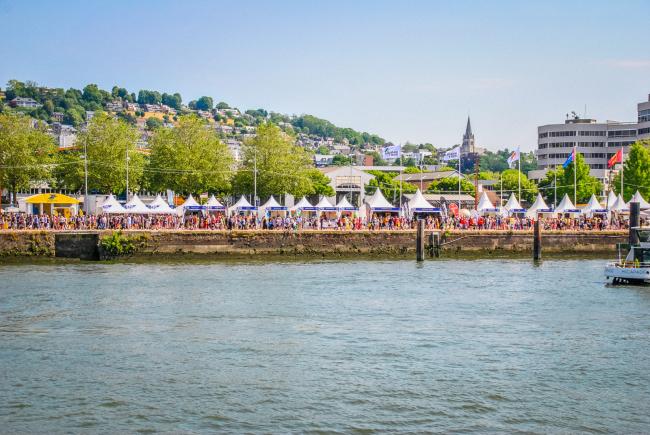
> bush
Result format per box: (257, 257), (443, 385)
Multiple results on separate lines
(99, 231), (137, 257)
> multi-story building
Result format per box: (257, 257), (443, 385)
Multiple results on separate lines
(530, 93), (650, 185)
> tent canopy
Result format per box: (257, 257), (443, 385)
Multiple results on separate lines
(610, 194), (629, 212)
(315, 196), (337, 211)
(627, 190), (650, 210)
(525, 193), (552, 218)
(205, 194), (225, 210)
(124, 194), (151, 214)
(260, 196), (287, 211)
(504, 193), (525, 213)
(407, 189), (439, 213)
(581, 194), (607, 215)
(25, 193), (80, 205)
(148, 194), (176, 214)
(336, 196), (357, 211)
(605, 191), (617, 210)
(291, 197), (318, 212)
(180, 194), (204, 211)
(476, 192), (499, 213)
(230, 195), (257, 211)
(99, 194), (126, 214)
(555, 193), (581, 214)
(365, 189), (399, 212)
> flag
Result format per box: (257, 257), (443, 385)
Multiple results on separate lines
(507, 147), (520, 168)
(381, 144), (402, 160)
(442, 146), (461, 162)
(607, 149), (623, 168)
(562, 146), (576, 169)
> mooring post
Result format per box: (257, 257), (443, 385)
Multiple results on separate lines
(416, 219), (424, 261)
(629, 201), (640, 246)
(533, 218), (541, 260)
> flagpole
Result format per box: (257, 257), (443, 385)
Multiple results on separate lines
(399, 151), (403, 215)
(573, 146), (577, 205)
(518, 149), (521, 201)
(554, 164), (557, 209)
(458, 151), (461, 216)
(620, 145), (624, 197)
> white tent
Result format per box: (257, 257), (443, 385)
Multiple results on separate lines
(610, 194), (629, 213)
(503, 193), (526, 214)
(525, 193), (553, 218)
(365, 189), (399, 212)
(205, 194), (225, 211)
(335, 196), (357, 212)
(99, 194), (126, 214)
(259, 196), (287, 215)
(229, 195), (257, 214)
(148, 194), (176, 214)
(605, 190), (617, 210)
(407, 189), (439, 214)
(179, 194), (204, 211)
(554, 194), (581, 214)
(315, 196), (337, 211)
(290, 197), (317, 213)
(476, 192), (499, 214)
(581, 194), (607, 215)
(124, 194), (151, 214)
(627, 190), (650, 210)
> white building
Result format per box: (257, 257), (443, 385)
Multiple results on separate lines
(530, 93), (650, 185)
(319, 166), (375, 206)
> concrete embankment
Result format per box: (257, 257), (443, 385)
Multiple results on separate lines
(0, 230), (626, 260)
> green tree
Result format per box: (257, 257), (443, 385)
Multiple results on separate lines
(216, 101), (230, 110)
(0, 113), (56, 205)
(148, 115), (233, 195)
(161, 92), (182, 109)
(332, 154), (351, 166)
(366, 170), (416, 199)
(137, 90), (162, 105)
(82, 84), (104, 104)
(499, 169), (538, 203)
(233, 123), (314, 198)
(539, 153), (602, 204)
(146, 117), (163, 130)
(426, 176), (475, 194)
(613, 140), (650, 201)
(57, 112), (143, 193)
(306, 168), (335, 196)
(195, 96), (213, 111)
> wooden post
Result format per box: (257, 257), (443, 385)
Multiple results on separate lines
(629, 201), (640, 246)
(416, 219), (424, 261)
(533, 218), (542, 260)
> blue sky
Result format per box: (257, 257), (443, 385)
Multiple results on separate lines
(1, 0), (648, 151)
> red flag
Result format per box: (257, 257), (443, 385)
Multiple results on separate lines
(607, 149), (622, 168)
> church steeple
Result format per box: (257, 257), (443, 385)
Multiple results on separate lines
(461, 116), (475, 155)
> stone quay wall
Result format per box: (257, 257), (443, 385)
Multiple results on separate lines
(0, 230), (627, 260)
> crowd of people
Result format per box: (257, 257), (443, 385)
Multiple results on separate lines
(0, 210), (641, 231)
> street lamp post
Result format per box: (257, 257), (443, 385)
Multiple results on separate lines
(83, 142), (88, 212)
(125, 144), (129, 202)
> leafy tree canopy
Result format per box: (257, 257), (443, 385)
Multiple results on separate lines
(613, 140), (650, 201)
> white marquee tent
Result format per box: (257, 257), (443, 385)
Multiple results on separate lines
(148, 194), (176, 214)
(503, 193), (526, 214)
(335, 196), (357, 212)
(406, 189), (439, 214)
(627, 190), (650, 210)
(124, 194), (151, 214)
(581, 194), (608, 216)
(99, 194), (126, 214)
(315, 196), (337, 211)
(365, 189), (399, 213)
(476, 192), (499, 214)
(205, 195), (225, 211)
(554, 194), (581, 215)
(290, 197), (318, 213)
(605, 190), (618, 210)
(229, 195), (257, 214)
(179, 194), (204, 212)
(610, 194), (629, 213)
(525, 193), (553, 218)
(259, 196), (287, 216)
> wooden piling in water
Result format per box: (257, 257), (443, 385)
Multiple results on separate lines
(416, 220), (424, 261)
(629, 201), (640, 246)
(533, 219), (541, 260)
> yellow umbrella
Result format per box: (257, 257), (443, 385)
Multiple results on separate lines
(25, 193), (80, 205)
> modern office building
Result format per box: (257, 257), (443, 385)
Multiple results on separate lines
(530, 94), (650, 186)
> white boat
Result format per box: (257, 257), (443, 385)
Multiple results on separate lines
(605, 227), (650, 284)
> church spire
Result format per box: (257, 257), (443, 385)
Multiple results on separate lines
(465, 116), (472, 136)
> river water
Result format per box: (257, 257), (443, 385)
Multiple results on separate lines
(1, 258), (649, 433)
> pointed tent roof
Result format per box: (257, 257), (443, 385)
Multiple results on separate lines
(476, 192), (499, 213)
(230, 195), (257, 211)
(365, 189), (399, 212)
(180, 194), (204, 211)
(627, 190), (650, 210)
(581, 194), (607, 215)
(205, 194), (225, 210)
(124, 194), (151, 214)
(555, 194), (581, 214)
(407, 189), (439, 213)
(260, 196), (287, 211)
(336, 196), (357, 211)
(606, 190), (617, 210)
(315, 196), (337, 211)
(148, 194), (176, 214)
(610, 194), (629, 212)
(290, 196), (317, 211)
(504, 193), (525, 212)
(526, 193), (552, 218)
(99, 194), (126, 214)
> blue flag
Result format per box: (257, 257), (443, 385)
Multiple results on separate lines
(562, 147), (576, 169)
